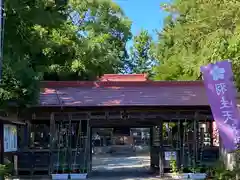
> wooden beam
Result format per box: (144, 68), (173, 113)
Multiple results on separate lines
(28, 106), (211, 116)
(0, 115), (25, 125)
(30, 110), (213, 121)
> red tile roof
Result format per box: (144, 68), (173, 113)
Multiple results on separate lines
(99, 74), (147, 81)
(39, 80), (209, 107)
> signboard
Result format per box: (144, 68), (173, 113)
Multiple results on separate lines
(4, 124), (17, 152)
(201, 60), (240, 152)
(164, 151), (177, 160)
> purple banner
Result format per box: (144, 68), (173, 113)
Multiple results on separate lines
(201, 60), (240, 152)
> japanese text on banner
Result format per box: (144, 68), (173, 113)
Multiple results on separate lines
(214, 82), (240, 145)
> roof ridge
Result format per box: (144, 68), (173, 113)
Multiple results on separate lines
(40, 80), (203, 88)
(99, 74), (148, 81)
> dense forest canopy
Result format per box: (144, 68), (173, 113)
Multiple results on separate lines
(1, 0), (240, 107)
(153, 0), (240, 87)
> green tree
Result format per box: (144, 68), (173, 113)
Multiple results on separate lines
(154, 0), (240, 87)
(45, 0), (132, 80)
(0, 0), (70, 107)
(127, 30), (155, 77)
(0, 0), (132, 107)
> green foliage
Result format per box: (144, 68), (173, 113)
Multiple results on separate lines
(207, 161), (235, 179)
(207, 152), (240, 180)
(154, 0), (240, 88)
(127, 30), (155, 77)
(169, 156), (178, 174)
(163, 122), (176, 133)
(46, 0), (132, 80)
(0, 162), (13, 177)
(0, 0), (132, 107)
(0, 164), (7, 175)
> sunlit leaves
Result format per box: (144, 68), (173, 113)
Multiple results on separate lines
(63, 0), (131, 79)
(127, 30), (155, 77)
(154, 0), (240, 88)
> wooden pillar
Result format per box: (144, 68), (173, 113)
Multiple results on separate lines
(23, 113), (31, 149)
(27, 120), (32, 148)
(68, 113), (72, 173)
(88, 125), (92, 173)
(0, 122), (3, 180)
(209, 120), (213, 146)
(177, 120), (181, 169)
(193, 112), (199, 167)
(49, 112), (55, 175)
(20, 124), (26, 149)
(0, 122), (3, 163)
(150, 126), (159, 171)
(159, 120), (164, 177)
(86, 119), (91, 174)
(150, 127), (154, 169)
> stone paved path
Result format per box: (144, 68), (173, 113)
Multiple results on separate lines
(7, 176), (170, 180)
(92, 154), (150, 171)
(90, 154), (164, 179)
(89, 176), (170, 180)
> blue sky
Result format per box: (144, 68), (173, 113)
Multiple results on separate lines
(115, 0), (170, 40)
